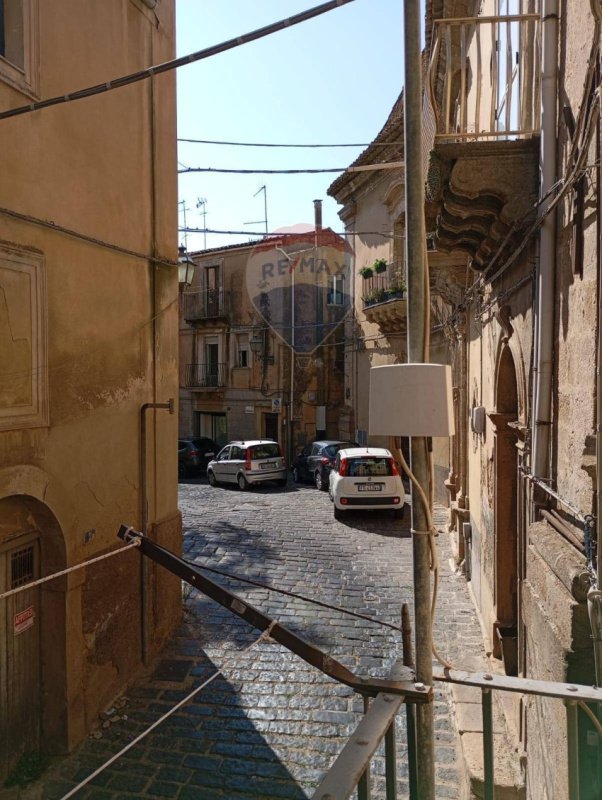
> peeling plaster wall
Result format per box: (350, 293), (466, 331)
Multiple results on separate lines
(0, 0), (179, 757)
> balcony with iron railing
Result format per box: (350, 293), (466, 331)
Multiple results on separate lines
(181, 288), (230, 324)
(424, 15), (541, 272)
(428, 14), (541, 143)
(183, 362), (227, 389)
(360, 261), (407, 334)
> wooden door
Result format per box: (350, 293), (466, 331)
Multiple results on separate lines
(0, 536), (41, 776)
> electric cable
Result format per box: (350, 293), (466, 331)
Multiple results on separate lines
(180, 166), (347, 174)
(0, 0), (355, 122)
(178, 547), (402, 633)
(0, 541), (141, 601)
(178, 137), (401, 148)
(57, 627), (272, 800)
(179, 226), (402, 239)
(0, 204), (179, 266)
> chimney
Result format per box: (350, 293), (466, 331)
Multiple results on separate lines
(313, 199), (323, 231)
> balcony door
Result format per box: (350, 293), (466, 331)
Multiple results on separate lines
(205, 266), (220, 317)
(205, 343), (219, 387)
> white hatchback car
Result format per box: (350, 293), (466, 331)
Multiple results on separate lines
(207, 440), (288, 490)
(329, 447), (405, 520)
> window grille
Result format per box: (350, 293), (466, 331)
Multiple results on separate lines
(11, 545), (35, 589)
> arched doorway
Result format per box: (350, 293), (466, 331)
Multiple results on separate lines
(490, 344), (519, 675)
(0, 495), (67, 779)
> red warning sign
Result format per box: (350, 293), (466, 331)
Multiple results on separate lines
(13, 606), (35, 635)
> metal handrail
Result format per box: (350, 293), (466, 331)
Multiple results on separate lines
(181, 288), (230, 320)
(183, 362), (227, 388)
(118, 525), (602, 800)
(429, 13), (541, 142)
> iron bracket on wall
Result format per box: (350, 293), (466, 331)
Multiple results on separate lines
(117, 524), (432, 704)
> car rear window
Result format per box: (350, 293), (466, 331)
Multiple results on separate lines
(346, 457), (393, 477)
(249, 443), (281, 459)
(324, 442), (355, 458)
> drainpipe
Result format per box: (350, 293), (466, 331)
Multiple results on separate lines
(140, 400), (174, 664)
(531, 0), (559, 481)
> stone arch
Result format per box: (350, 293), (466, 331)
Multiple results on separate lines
(490, 339), (521, 674)
(0, 491), (74, 776)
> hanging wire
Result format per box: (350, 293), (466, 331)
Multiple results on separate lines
(178, 137), (400, 148)
(57, 627), (273, 800)
(0, 541), (141, 601)
(0, 0), (356, 122)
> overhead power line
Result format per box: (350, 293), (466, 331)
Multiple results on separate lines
(180, 166), (346, 175)
(179, 226), (402, 239)
(178, 137), (402, 148)
(0, 0), (355, 122)
(0, 204), (179, 266)
(179, 162), (404, 175)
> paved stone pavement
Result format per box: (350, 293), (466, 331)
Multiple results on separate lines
(21, 479), (489, 800)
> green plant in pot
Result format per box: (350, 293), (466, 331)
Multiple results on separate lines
(373, 258), (388, 274)
(359, 266), (373, 279)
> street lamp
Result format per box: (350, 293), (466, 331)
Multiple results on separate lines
(249, 329), (274, 365)
(178, 245), (195, 287)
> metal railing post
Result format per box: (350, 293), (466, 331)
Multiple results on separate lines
(566, 700), (580, 799)
(402, 604), (419, 800)
(384, 721), (397, 800)
(482, 687), (495, 800)
(357, 695), (371, 800)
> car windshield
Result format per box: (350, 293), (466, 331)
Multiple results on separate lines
(324, 442), (355, 458)
(249, 443), (280, 459)
(346, 457), (393, 477)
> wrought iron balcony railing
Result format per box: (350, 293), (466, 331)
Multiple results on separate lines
(182, 288), (230, 322)
(360, 261), (406, 309)
(428, 14), (541, 142)
(183, 362), (227, 389)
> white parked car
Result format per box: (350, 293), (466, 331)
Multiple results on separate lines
(207, 440), (288, 490)
(329, 447), (405, 520)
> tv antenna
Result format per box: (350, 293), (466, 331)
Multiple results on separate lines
(196, 197), (208, 249)
(178, 199), (190, 250)
(244, 184), (268, 234)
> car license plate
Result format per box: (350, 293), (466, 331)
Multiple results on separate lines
(260, 462), (276, 470)
(357, 483), (383, 492)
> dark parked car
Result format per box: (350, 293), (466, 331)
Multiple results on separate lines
(292, 439), (358, 490)
(178, 437), (218, 478)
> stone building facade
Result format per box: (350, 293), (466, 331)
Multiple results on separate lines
(179, 217), (348, 461)
(425, 0), (601, 796)
(0, 0), (180, 778)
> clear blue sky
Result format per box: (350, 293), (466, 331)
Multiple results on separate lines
(176, 1), (406, 252)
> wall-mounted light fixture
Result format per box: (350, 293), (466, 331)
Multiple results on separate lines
(178, 245), (195, 287)
(249, 329), (274, 365)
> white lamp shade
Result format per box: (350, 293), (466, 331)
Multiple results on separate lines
(369, 363), (455, 437)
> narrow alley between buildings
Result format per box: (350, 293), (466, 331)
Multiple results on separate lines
(21, 480), (494, 800)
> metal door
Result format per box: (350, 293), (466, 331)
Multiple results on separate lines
(0, 536), (41, 776)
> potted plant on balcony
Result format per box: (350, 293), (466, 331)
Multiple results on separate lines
(362, 289), (377, 306)
(372, 258), (388, 274)
(388, 279), (406, 299)
(359, 265), (373, 279)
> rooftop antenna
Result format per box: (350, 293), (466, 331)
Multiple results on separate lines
(244, 184), (268, 234)
(196, 197), (208, 249)
(178, 199), (190, 250)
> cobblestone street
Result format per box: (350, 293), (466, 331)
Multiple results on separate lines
(25, 479), (488, 800)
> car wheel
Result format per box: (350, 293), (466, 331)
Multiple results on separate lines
(207, 470), (218, 487)
(392, 506), (405, 520)
(328, 487), (334, 502)
(178, 463), (187, 479)
(237, 473), (249, 491)
(334, 506), (344, 520)
(315, 470), (326, 491)
(292, 467), (300, 483)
